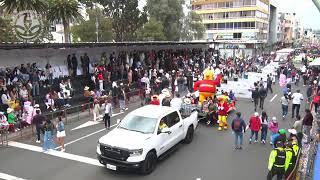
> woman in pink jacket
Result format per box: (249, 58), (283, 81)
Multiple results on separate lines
(268, 117), (279, 145)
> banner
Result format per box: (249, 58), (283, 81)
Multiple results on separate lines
(218, 79), (252, 99)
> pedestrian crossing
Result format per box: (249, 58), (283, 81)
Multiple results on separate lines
(0, 172), (27, 180)
(8, 141), (103, 167)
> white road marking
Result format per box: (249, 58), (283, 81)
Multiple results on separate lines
(270, 94), (278, 102)
(71, 121), (100, 131)
(70, 112), (124, 131)
(196, 178), (201, 180)
(0, 172), (27, 180)
(55, 123), (119, 150)
(8, 141), (103, 167)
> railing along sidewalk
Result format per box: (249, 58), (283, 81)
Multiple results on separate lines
(4, 88), (143, 141)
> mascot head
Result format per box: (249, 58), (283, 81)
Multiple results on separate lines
(217, 95), (228, 103)
(203, 69), (214, 80)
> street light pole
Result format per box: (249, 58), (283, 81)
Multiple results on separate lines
(95, 3), (99, 42)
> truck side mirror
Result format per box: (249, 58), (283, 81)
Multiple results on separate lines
(161, 128), (171, 135)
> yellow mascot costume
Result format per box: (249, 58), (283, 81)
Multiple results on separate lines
(193, 69), (222, 103)
(217, 95), (229, 131)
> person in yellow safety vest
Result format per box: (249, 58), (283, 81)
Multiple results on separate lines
(267, 141), (291, 180)
(285, 140), (300, 178)
(284, 142), (294, 178)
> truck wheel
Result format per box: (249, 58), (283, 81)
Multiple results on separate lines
(183, 126), (194, 144)
(141, 151), (157, 175)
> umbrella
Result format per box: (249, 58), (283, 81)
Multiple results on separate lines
(309, 58), (320, 66)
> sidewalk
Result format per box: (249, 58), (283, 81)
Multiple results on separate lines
(4, 97), (142, 142)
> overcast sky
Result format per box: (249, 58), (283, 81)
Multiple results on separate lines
(139, 0), (320, 29)
(278, 0), (320, 29)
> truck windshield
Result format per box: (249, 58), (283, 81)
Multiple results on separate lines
(118, 113), (157, 134)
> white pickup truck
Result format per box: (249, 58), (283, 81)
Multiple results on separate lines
(97, 105), (198, 174)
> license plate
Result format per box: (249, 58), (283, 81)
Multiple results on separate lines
(106, 164), (117, 171)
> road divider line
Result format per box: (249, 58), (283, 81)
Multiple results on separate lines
(56, 123), (119, 150)
(0, 172), (27, 180)
(270, 94), (278, 102)
(8, 141), (103, 167)
(71, 112), (124, 131)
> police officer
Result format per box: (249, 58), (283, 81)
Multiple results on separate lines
(284, 142), (294, 177)
(285, 139), (300, 178)
(267, 141), (291, 180)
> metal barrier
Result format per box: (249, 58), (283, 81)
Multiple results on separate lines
(5, 88), (143, 141)
(296, 117), (320, 180)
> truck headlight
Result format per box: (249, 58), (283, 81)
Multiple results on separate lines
(97, 143), (101, 155)
(129, 149), (143, 157)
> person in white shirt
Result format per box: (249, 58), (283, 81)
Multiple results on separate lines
(280, 93), (290, 119)
(104, 99), (112, 129)
(1, 90), (11, 105)
(59, 80), (71, 98)
(170, 94), (183, 111)
(291, 90), (304, 119)
(19, 85), (29, 101)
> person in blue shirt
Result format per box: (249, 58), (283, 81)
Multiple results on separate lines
(229, 91), (235, 101)
(272, 129), (287, 148)
(56, 116), (66, 152)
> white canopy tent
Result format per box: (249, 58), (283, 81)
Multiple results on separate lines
(309, 58), (320, 66)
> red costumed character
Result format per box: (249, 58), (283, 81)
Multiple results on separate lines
(217, 95), (229, 131)
(194, 69), (222, 103)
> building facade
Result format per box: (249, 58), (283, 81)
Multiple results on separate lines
(192, 0), (270, 58)
(276, 13), (285, 43)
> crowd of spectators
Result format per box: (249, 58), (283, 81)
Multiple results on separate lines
(0, 46), (280, 133)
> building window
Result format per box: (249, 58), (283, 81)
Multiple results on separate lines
(233, 33), (242, 39)
(226, 1), (233, 7)
(223, 12), (229, 18)
(226, 22), (233, 29)
(218, 23), (225, 29)
(208, 33), (214, 39)
(217, 2), (224, 8)
(234, 22), (241, 29)
(244, 0), (252, 6)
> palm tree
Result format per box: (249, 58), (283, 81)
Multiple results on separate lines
(0, 0), (47, 14)
(48, 0), (83, 43)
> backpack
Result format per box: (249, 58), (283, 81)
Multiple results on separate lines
(233, 118), (241, 131)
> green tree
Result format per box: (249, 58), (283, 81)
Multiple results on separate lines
(98, 0), (147, 41)
(47, 0), (83, 43)
(0, 0), (47, 14)
(71, 8), (113, 42)
(137, 18), (165, 41)
(181, 12), (205, 41)
(146, 0), (184, 41)
(0, 16), (16, 42)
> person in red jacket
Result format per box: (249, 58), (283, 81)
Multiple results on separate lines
(217, 95), (229, 131)
(149, 95), (160, 105)
(249, 112), (261, 143)
(311, 92), (320, 113)
(97, 65), (105, 91)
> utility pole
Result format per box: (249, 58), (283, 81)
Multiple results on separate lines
(95, 3), (99, 42)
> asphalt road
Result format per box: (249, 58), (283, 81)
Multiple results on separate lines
(0, 81), (308, 180)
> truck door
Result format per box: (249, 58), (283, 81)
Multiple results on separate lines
(166, 111), (184, 147)
(156, 116), (172, 155)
